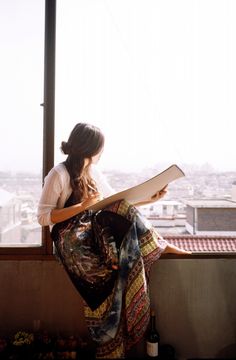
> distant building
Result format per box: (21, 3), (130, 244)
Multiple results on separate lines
(185, 199), (236, 235)
(231, 181), (236, 202)
(141, 200), (185, 217)
(0, 188), (21, 243)
(140, 200), (187, 234)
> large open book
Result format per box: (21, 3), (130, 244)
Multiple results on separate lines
(88, 164), (185, 211)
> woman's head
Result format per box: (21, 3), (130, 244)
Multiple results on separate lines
(61, 123), (105, 202)
(61, 122), (104, 162)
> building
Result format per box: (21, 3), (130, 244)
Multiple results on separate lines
(0, 188), (21, 244)
(186, 199), (236, 235)
(139, 200), (187, 234)
(231, 181), (236, 201)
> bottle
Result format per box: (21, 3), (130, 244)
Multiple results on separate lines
(146, 309), (160, 358)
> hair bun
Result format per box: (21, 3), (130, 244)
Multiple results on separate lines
(61, 141), (70, 155)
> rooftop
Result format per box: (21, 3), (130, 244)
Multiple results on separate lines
(185, 199), (236, 208)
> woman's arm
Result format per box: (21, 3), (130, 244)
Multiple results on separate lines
(37, 166), (102, 226)
(50, 193), (101, 224)
(37, 168), (64, 226)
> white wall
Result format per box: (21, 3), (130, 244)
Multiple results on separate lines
(231, 185), (236, 202)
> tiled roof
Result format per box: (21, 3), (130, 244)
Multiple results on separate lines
(163, 235), (236, 253)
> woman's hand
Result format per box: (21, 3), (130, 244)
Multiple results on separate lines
(134, 185), (168, 207)
(50, 192), (102, 224)
(150, 185), (168, 202)
(81, 192), (102, 209)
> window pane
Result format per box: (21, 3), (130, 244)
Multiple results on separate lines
(0, 0), (44, 246)
(55, 1), (236, 243)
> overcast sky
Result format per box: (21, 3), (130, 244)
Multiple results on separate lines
(1, 0), (236, 173)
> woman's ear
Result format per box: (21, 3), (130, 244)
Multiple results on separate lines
(91, 150), (103, 164)
(83, 158), (91, 168)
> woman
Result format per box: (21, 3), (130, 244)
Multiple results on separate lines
(37, 122), (190, 359)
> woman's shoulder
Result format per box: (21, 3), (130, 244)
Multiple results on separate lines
(54, 162), (67, 174)
(46, 163), (69, 182)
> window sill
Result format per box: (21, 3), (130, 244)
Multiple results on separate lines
(0, 254), (56, 260)
(1, 235), (236, 260)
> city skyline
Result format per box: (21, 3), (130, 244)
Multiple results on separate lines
(1, 162), (236, 245)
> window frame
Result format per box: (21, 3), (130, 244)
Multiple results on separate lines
(0, 0), (56, 259)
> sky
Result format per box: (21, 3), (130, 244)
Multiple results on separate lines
(1, 0), (236, 173)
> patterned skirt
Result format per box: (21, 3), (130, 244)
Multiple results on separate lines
(82, 200), (167, 358)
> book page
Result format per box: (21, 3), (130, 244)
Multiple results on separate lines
(88, 164), (185, 211)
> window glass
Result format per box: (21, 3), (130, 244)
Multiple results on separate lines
(56, 1), (236, 240)
(0, 0), (44, 246)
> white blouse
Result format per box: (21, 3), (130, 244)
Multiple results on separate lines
(37, 163), (115, 226)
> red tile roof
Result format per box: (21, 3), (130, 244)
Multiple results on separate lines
(163, 235), (236, 253)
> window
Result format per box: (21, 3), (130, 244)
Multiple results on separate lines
(1, 1), (236, 257)
(0, 0), (46, 255)
(54, 1), (236, 255)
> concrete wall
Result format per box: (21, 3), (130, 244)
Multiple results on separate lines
(198, 208), (236, 232)
(149, 259), (236, 359)
(186, 205), (194, 227)
(0, 258), (236, 359)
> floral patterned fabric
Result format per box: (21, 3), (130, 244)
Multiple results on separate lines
(52, 199), (167, 359)
(51, 209), (121, 310)
(84, 200), (167, 358)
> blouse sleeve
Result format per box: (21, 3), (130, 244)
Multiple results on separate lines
(37, 168), (63, 226)
(90, 165), (116, 198)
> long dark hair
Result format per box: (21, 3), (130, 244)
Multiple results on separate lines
(61, 123), (105, 202)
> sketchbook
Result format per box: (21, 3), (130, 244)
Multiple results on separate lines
(88, 164), (185, 212)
